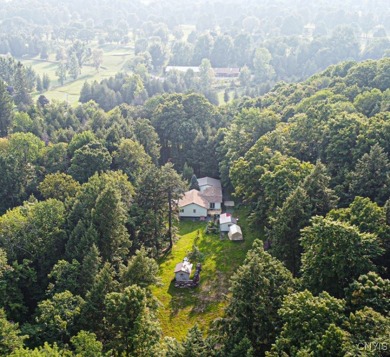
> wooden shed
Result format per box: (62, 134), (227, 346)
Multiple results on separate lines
(228, 224), (243, 241)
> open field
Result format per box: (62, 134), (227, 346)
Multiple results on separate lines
(152, 208), (263, 340)
(20, 43), (134, 105)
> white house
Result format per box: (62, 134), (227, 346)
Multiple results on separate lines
(228, 224), (243, 241)
(219, 213), (237, 232)
(178, 189), (208, 218)
(179, 177), (223, 218)
(174, 257), (193, 282)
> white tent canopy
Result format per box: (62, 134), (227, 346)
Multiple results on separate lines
(228, 224), (243, 241)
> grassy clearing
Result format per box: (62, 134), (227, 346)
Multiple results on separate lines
(20, 43), (134, 105)
(152, 208), (262, 340)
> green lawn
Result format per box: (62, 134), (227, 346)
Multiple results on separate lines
(152, 208), (262, 340)
(20, 43), (134, 105)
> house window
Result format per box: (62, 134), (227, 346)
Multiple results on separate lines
(193, 209), (196, 213)
(210, 203), (215, 209)
(180, 209), (184, 213)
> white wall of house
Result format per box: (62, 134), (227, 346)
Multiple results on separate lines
(179, 203), (208, 217)
(220, 222), (234, 232)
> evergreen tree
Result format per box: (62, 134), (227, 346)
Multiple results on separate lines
(215, 241), (295, 355)
(92, 185), (130, 263)
(345, 272), (390, 315)
(68, 53), (80, 80)
(268, 187), (311, 275)
(81, 262), (117, 339)
(13, 63), (32, 108)
(350, 144), (390, 205)
(0, 80), (13, 136)
(302, 161), (338, 216)
(182, 325), (208, 357)
(80, 244), (102, 296)
(36, 75), (43, 93)
(80, 81), (92, 103)
(55, 62), (67, 86)
(189, 174), (200, 191)
(42, 74), (50, 91)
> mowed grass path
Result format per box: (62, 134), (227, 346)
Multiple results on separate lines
(152, 209), (262, 340)
(20, 43), (134, 105)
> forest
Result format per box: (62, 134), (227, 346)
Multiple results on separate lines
(0, 0), (389, 356)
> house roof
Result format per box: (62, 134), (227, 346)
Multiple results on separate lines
(220, 213), (237, 225)
(174, 261), (193, 274)
(178, 189), (209, 209)
(201, 186), (223, 203)
(229, 224), (242, 235)
(198, 177), (222, 189)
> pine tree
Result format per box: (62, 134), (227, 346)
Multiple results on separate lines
(0, 80), (13, 136)
(80, 81), (92, 103)
(302, 161), (338, 216)
(36, 74), (43, 93)
(92, 186), (130, 263)
(56, 62), (67, 85)
(42, 73), (50, 91)
(80, 244), (102, 296)
(268, 187), (311, 275)
(350, 144), (390, 205)
(68, 53), (80, 80)
(13, 63), (32, 107)
(182, 325), (208, 356)
(189, 174), (200, 191)
(216, 241), (295, 356)
(81, 262), (117, 339)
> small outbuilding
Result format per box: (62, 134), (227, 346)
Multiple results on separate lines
(228, 224), (243, 241)
(174, 257), (193, 282)
(219, 212), (237, 232)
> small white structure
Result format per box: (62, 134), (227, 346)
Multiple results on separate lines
(224, 201), (235, 208)
(174, 257), (193, 282)
(165, 66), (200, 74)
(228, 224), (243, 241)
(219, 213), (237, 232)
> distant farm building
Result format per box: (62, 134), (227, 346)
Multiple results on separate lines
(228, 224), (243, 241)
(219, 212), (237, 232)
(213, 67), (240, 78)
(174, 257), (193, 282)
